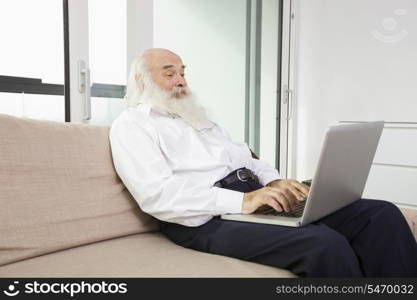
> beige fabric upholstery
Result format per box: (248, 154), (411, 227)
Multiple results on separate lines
(0, 233), (295, 277)
(0, 114), (157, 267)
(399, 208), (417, 241)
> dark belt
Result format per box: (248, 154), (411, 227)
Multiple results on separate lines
(214, 167), (259, 188)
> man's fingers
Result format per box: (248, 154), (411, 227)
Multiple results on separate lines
(281, 189), (299, 210)
(265, 198), (282, 212)
(288, 187), (305, 202)
(251, 181), (310, 215)
(255, 204), (275, 214)
(268, 186), (299, 209)
(266, 190), (291, 212)
(291, 181), (310, 197)
(259, 196), (283, 212)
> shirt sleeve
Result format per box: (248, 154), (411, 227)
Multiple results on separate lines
(215, 124), (282, 186)
(247, 156), (282, 186)
(109, 118), (244, 227)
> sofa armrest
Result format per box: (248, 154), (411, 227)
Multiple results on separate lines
(399, 207), (417, 242)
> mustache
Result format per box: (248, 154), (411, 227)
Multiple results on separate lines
(171, 86), (188, 98)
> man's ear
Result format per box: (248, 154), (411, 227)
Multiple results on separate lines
(135, 74), (144, 93)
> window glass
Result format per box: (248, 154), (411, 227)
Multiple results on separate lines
(0, 0), (64, 121)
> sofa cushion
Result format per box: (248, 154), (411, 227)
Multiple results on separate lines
(0, 114), (158, 267)
(0, 233), (295, 277)
(399, 208), (417, 241)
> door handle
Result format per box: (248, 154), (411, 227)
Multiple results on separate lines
(78, 60), (91, 120)
(283, 84), (293, 120)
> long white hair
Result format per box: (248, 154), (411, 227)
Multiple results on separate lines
(125, 53), (148, 108)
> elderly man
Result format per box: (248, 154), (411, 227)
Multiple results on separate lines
(109, 48), (417, 277)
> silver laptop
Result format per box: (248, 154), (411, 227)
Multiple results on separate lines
(221, 121), (384, 227)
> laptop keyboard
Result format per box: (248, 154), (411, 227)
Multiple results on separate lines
(262, 200), (306, 218)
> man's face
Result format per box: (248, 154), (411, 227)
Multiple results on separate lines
(136, 48), (209, 128)
(147, 51), (188, 98)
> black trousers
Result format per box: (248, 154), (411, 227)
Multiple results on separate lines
(159, 180), (417, 277)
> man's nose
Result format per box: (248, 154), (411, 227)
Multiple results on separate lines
(176, 75), (187, 87)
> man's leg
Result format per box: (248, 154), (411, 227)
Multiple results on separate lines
(317, 199), (417, 277)
(159, 217), (363, 277)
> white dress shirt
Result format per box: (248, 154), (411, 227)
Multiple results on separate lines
(109, 102), (281, 227)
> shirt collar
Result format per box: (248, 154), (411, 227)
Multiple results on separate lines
(136, 102), (155, 115)
(136, 102), (215, 131)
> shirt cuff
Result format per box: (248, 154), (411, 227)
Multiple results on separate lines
(213, 187), (244, 214)
(258, 169), (282, 186)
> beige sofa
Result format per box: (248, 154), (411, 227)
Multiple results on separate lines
(0, 113), (416, 278)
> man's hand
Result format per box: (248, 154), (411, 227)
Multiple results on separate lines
(241, 179), (310, 214)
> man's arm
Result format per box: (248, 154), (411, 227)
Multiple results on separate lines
(215, 124), (282, 185)
(247, 155), (282, 186)
(214, 124), (311, 212)
(109, 120), (244, 227)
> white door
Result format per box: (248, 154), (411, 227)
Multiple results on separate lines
(67, 0), (128, 125)
(283, 0), (417, 208)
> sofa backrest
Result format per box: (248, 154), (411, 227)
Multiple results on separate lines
(0, 114), (158, 266)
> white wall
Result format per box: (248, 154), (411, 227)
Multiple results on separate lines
(153, 0), (247, 142)
(127, 0), (153, 67)
(290, 0), (417, 207)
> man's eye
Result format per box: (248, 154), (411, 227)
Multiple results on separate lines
(181, 74), (185, 77)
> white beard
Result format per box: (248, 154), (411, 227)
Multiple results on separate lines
(140, 79), (211, 130)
